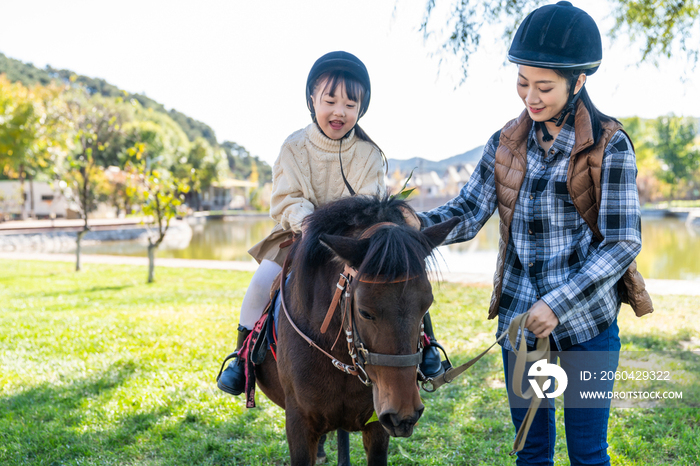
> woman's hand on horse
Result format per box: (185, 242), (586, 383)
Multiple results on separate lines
(399, 206), (421, 230)
(525, 300), (559, 339)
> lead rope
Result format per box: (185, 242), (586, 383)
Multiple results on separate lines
(421, 311), (550, 456)
(507, 313), (550, 455)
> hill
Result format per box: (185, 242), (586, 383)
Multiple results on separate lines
(0, 52), (271, 183)
(0, 52), (220, 147)
(387, 145), (484, 174)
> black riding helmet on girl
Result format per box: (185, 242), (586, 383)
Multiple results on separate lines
(507, 1), (611, 143)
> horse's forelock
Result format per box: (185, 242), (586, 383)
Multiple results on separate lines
(293, 195), (413, 277)
(356, 226), (433, 284)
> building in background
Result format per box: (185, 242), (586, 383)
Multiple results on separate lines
(0, 180), (68, 221)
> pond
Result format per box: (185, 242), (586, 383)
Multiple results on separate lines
(78, 215), (700, 281)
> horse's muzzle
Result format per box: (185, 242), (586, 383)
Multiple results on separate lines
(378, 406), (424, 437)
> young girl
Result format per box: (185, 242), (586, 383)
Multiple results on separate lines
(407, 1), (651, 463)
(216, 51), (388, 396)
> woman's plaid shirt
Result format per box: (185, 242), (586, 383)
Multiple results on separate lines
(417, 122), (641, 351)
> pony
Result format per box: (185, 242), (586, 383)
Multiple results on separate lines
(253, 195), (458, 465)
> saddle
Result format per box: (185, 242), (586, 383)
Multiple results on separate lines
(250, 271), (286, 365)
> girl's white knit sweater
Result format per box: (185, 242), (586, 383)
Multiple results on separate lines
(270, 123), (386, 232)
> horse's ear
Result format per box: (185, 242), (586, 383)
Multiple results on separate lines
(421, 217), (460, 249)
(319, 234), (371, 267)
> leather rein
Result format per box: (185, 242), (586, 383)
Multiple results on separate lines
(278, 222), (424, 387)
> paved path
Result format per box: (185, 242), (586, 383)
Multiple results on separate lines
(2, 252), (697, 296)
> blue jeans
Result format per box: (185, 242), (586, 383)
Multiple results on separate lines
(501, 319), (621, 466)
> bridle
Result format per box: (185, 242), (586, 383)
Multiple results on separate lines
(279, 222), (424, 387)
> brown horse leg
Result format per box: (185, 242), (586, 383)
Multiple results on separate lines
(285, 404), (322, 466)
(362, 422), (390, 466)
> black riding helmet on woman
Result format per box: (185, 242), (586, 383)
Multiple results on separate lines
(507, 0), (614, 144)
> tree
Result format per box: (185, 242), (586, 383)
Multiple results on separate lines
(619, 116), (662, 204)
(62, 91), (131, 271)
(420, 0), (700, 80)
(113, 107), (189, 214)
(172, 137), (229, 211)
(221, 140), (272, 185)
(653, 115), (700, 199)
(0, 75), (66, 218)
(128, 158), (188, 283)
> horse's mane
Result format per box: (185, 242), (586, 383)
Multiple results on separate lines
(291, 195), (435, 283)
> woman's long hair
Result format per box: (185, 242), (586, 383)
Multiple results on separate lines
(555, 69), (621, 147)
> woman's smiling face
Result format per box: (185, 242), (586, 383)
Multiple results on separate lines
(516, 65), (583, 122)
(311, 78), (360, 140)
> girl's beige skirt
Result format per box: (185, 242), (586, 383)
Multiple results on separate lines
(247, 223), (293, 267)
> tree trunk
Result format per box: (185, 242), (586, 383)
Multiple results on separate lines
(19, 165), (27, 220)
(76, 229), (87, 271)
(76, 207), (90, 272)
(147, 243), (156, 283)
(29, 175), (36, 219)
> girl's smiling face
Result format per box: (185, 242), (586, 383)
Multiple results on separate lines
(516, 65), (585, 122)
(311, 78), (360, 140)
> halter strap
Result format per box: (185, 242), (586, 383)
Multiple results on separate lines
(279, 251), (360, 376)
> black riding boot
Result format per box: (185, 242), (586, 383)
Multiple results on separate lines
(216, 325), (252, 396)
(419, 312), (451, 379)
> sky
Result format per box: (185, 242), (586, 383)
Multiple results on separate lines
(1, 0), (698, 166)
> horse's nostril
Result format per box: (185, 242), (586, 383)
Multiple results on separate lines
(379, 411), (401, 427)
(379, 409), (423, 428)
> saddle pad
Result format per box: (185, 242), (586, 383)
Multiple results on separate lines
(271, 272), (291, 335)
(250, 273), (290, 365)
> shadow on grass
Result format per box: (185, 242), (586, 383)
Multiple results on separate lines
(0, 360), (290, 465)
(0, 361), (141, 464)
(36, 284), (136, 299)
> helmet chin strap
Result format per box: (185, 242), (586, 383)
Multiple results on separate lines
(555, 80), (584, 127)
(538, 79), (584, 143)
(338, 137), (356, 196)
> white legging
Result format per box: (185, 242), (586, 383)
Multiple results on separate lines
(238, 259), (283, 330)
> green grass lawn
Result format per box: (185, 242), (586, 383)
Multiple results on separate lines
(1, 260), (698, 465)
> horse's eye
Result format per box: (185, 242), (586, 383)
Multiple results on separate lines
(358, 309), (374, 320)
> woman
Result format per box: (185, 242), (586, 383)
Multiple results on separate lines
(406, 2), (651, 464)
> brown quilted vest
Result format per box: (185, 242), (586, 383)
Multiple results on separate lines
(488, 103), (654, 320)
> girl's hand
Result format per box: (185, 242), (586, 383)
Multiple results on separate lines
(399, 206), (421, 230)
(525, 300), (559, 339)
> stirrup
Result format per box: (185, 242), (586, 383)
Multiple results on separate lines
(428, 339), (453, 370)
(215, 351), (239, 382)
